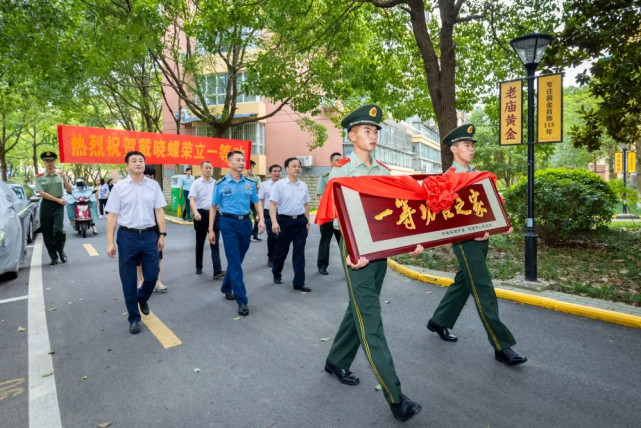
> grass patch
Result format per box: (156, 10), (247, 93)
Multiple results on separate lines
(393, 221), (641, 306)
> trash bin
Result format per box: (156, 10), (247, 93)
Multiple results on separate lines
(171, 174), (186, 212)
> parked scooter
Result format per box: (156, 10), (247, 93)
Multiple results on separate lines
(65, 179), (98, 238)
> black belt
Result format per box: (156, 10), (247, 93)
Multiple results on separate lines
(119, 226), (156, 234)
(278, 214), (305, 219)
(221, 212), (250, 220)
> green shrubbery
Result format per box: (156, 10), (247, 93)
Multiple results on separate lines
(607, 178), (639, 209)
(503, 168), (617, 245)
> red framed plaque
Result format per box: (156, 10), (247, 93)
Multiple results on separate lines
(332, 175), (511, 263)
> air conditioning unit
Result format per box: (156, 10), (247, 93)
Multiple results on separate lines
(296, 155), (313, 167)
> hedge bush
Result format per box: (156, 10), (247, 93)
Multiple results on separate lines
(502, 168), (617, 245)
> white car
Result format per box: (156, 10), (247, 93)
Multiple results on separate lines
(0, 181), (27, 279)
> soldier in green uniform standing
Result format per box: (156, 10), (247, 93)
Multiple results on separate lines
(316, 152), (343, 275)
(323, 104), (423, 422)
(426, 124), (527, 366)
(35, 151), (73, 265)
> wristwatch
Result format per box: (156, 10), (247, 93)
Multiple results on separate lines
(158, 232), (167, 236)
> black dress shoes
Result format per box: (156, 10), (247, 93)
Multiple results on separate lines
(427, 319), (457, 342)
(139, 301), (150, 316)
(324, 360), (359, 386)
(238, 302), (249, 316)
(129, 321), (141, 334)
(294, 286), (312, 292)
(58, 251), (67, 263)
(267, 258), (273, 268)
(195, 268), (203, 275)
(318, 267), (328, 275)
(224, 291), (235, 300)
(495, 348), (527, 366)
(390, 393), (422, 421)
(50, 258), (59, 266)
(273, 275), (282, 284)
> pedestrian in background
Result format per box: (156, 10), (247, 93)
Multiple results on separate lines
(189, 160), (225, 279)
(106, 151), (167, 334)
(322, 104), (423, 422)
(316, 152), (343, 275)
(258, 164), (281, 267)
(425, 124), (526, 366)
(270, 158), (310, 292)
(181, 167), (194, 220)
(98, 177), (110, 218)
(245, 160), (262, 242)
(35, 151), (73, 265)
(209, 151), (265, 316)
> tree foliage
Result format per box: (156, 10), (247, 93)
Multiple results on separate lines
(551, 1), (641, 150)
(339, 0), (560, 170)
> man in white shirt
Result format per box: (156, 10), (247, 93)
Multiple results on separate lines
(270, 157), (311, 292)
(189, 160), (225, 279)
(258, 164), (281, 267)
(106, 151), (167, 335)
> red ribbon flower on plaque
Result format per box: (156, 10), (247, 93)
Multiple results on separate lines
(421, 174), (459, 213)
(314, 171), (498, 225)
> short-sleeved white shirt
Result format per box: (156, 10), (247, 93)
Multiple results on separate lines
(189, 176), (216, 210)
(258, 179), (279, 208)
(105, 175), (166, 229)
(270, 177), (309, 216)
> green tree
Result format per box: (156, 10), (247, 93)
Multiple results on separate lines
(550, 0), (641, 193)
(337, 0), (560, 170)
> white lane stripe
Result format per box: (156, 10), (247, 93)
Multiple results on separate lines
(0, 295), (28, 304)
(28, 236), (62, 428)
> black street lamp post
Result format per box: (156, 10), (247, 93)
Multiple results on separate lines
(510, 33), (554, 282)
(618, 142), (628, 214)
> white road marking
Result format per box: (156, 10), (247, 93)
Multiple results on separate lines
(0, 295), (28, 305)
(27, 236), (62, 428)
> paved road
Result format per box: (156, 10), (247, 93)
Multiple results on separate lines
(1, 218), (639, 427)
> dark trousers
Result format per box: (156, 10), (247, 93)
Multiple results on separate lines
(431, 239), (516, 351)
(250, 203), (259, 237)
(40, 199), (66, 261)
(271, 215), (308, 287)
(317, 222), (341, 269)
(193, 209), (223, 275)
(99, 198), (108, 215)
(116, 229), (159, 323)
(219, 216), (252, 304)
(264, 209), (277, 260)
(182, 190), (191, 219)
(326, 239), (401, 405)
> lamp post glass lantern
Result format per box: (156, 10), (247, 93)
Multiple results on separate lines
(510, 33), (554, 282)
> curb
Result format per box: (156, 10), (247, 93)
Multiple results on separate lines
(165, 215), (192, 225)
(387, 259), (641, 329)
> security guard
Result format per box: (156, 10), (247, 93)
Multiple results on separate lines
(323, 104), (423, 422)
(209, 150), (265, 316)
(35, 151), (73, 265)
(316, 152), (343, 275)
(426, 124), (527, 366)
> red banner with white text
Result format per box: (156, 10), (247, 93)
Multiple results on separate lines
(57, 125), (252, 167)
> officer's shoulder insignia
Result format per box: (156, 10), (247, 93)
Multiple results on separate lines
(335, 158), (350, 168)
(216, 177), (226, 184)
(321, 171), (330, 177)
(446, 167), (457, 174)
(376, 160), (391, 170)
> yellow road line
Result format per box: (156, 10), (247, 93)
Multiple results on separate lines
(83, 243), (99, 256)
(387, 259), (641, 328)
(142, 310), (182, 349)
